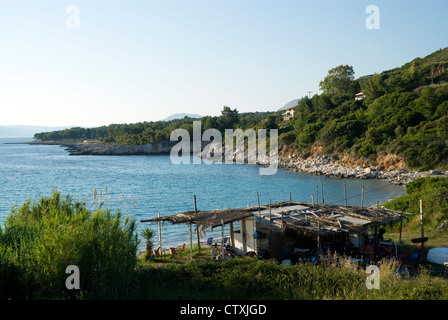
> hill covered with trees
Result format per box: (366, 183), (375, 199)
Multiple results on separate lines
(288, 47), (448, 171)
(33, 108), (279, 146)
(34, 48), (448, 170)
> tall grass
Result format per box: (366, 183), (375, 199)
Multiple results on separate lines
(0, 191), (139, 300)
(135, 255), (448, 300)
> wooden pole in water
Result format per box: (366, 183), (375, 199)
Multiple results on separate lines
(194, 195), (200, 252)
(257, 192), (261, 221)
(344, 181), (347, 206)
(321, 181), (324, 204)
(361, 186), (364, 208)
(289, 192), (292, 202)
(316, 185), (319, 205)
(311, 195), (314, 207)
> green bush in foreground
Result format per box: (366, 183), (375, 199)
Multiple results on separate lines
(0, 191), (139, 300)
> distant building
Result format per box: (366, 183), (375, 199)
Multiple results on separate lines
(282, 108), (295, 121)
(355, 92), (366, 101)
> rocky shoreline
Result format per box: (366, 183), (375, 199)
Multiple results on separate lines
(278, 154), (447, 185)
(30, 141), (448, 185)
(58, 141), (177, 155)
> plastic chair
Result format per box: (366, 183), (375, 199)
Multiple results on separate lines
(169, 247), (179, 258)
(152, 248), (161, 258)
(215, 237), (227, 246)
(179, 243), (186, 253)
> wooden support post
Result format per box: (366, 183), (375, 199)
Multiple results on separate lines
(241, 219), (247, 253)
(311, 195), (314, 207)
(374, 210), (378, 244)
(399, 203), (404, 244)
(344, 181), (347, 206)
(317, 222), (320, 255)
(289, 192), (292, 202)
(269, 198), (272, 224)
(257, 192), (261, 222)
(196, 226), (201, 253)
(413, 199), (425, 268)
(281, 210), (284, 229)
(316, 185), (319, 205)
(194, 195), (200, 252)
(158, 213), (162, 257)
(189, 220), (193, 262)
(229, 222), (234, 249)
(221, 219), (225, 260)
(420, 199), (424, 241)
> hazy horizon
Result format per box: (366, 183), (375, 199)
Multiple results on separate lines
(1, 1), (448, 127)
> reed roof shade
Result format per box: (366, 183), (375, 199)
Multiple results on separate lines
(141, 201), (405, 237)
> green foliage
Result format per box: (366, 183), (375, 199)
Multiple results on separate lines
(218, 106), (240, 130)
(289, 48), (448, 169)
(383, 177), (448, 229)
(361, 74), (387, 102)
(319, 65), (356, 95)
(141, 227), (155, 258)
(0, 191), (139, 299)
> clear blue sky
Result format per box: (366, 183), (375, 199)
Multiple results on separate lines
(1, 0), (447, 127)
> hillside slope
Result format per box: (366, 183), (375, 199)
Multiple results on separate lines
(285, 47), (448, 171)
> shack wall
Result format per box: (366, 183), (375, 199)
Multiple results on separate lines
(233, 217), (257, 255)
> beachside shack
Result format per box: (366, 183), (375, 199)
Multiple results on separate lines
(229, 202), (404, 261)
(141, 201), (404, 262)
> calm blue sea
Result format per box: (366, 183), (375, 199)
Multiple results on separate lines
(0, 137), (405, 249)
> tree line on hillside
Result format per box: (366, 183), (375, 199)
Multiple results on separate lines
(34, 48), (448, 170)
(34, 108), (280, 146)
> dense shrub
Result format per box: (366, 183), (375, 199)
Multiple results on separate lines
(0, 192), (139, 300)
(383, 177), (448, 229)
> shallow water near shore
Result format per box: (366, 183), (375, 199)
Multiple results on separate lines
(0, 138), (406, 249)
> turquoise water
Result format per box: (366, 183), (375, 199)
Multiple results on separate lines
(0, 138), (405, 248)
